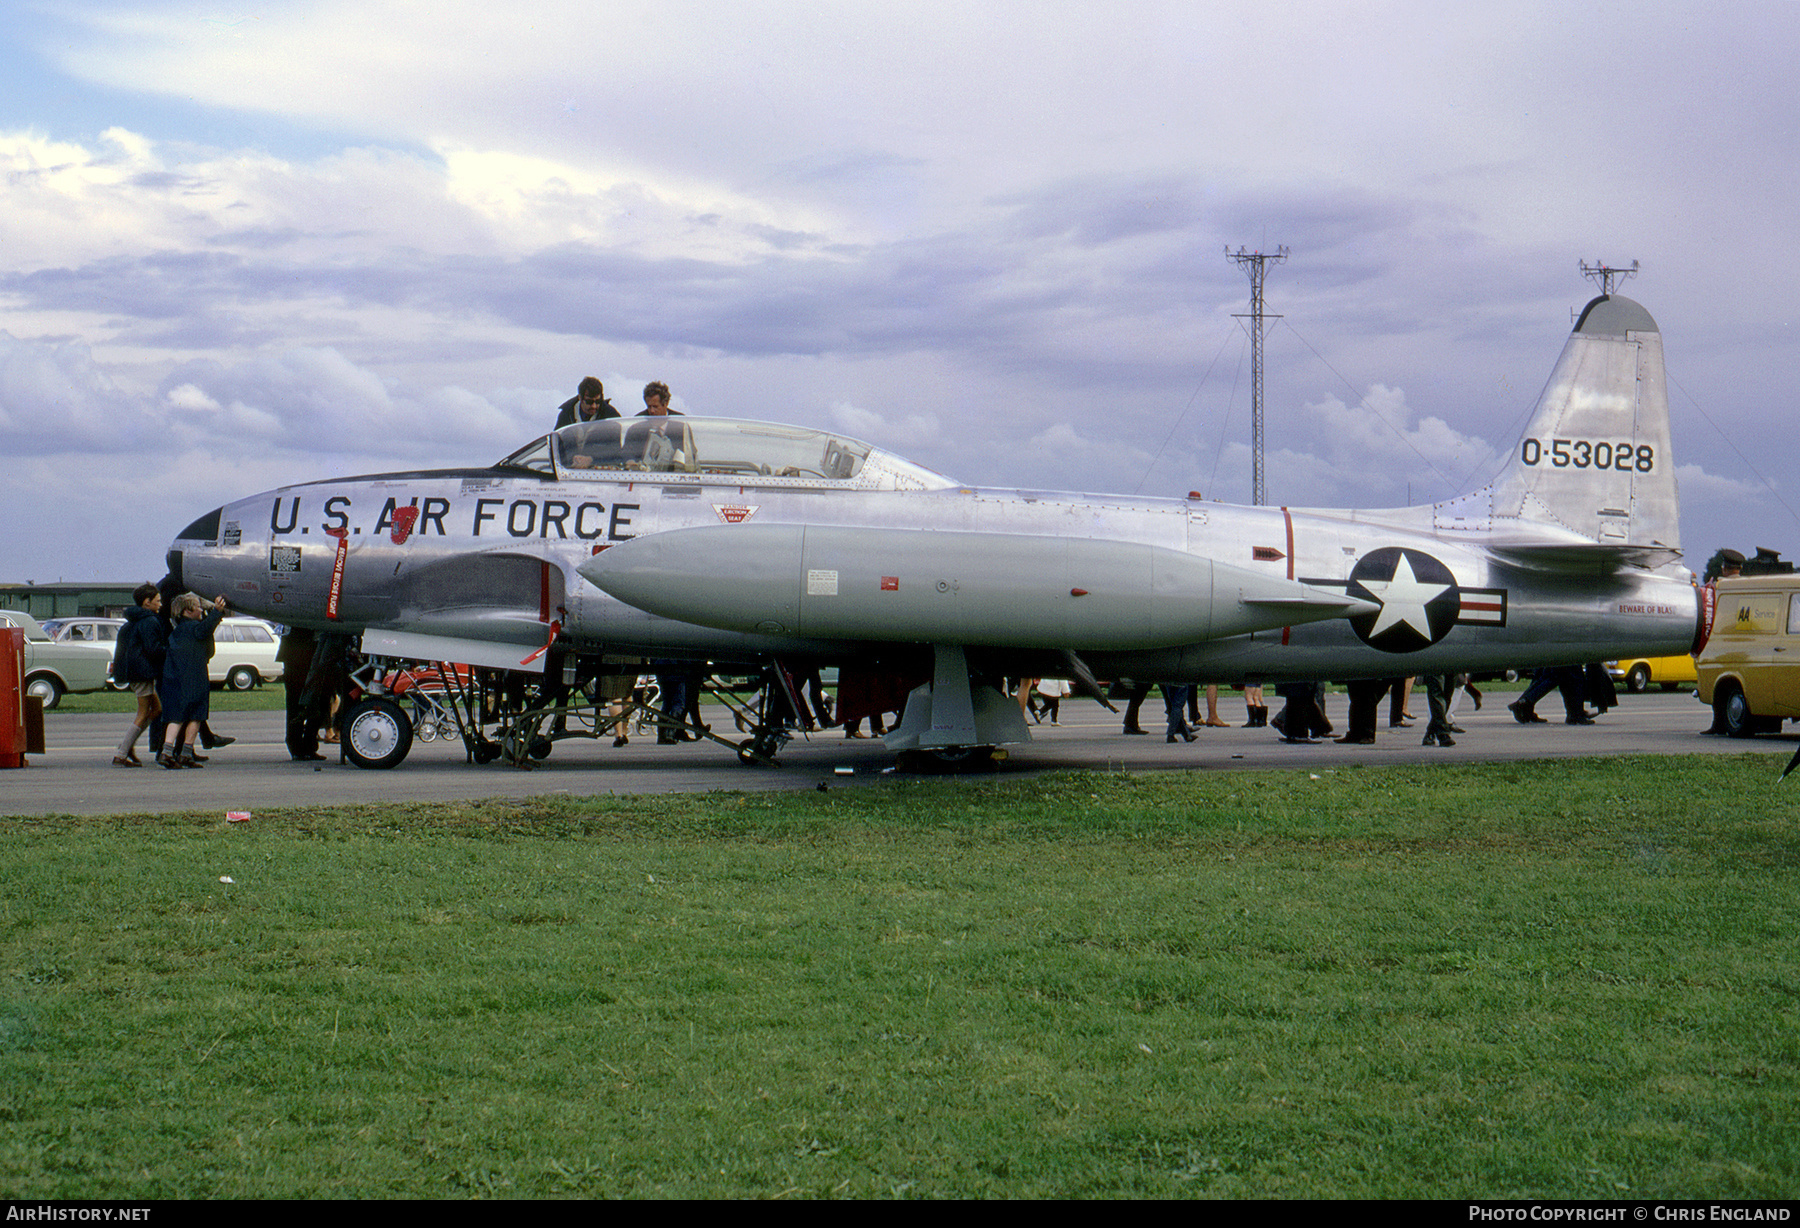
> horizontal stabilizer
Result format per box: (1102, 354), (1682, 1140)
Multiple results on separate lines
(1487, 542), (1684, 573)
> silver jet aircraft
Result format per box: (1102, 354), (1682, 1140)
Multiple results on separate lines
(166, 292), (1700, 767)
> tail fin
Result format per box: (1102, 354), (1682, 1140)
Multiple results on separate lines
(1435, 294), (1680, 556)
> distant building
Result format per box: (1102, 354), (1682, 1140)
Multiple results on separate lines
(0, 582), (142, 620)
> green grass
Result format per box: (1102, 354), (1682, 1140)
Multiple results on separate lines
(2, 756), (1796, 1198)
(52, 687), (286, 715)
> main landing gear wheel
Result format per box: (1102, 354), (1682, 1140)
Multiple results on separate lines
(500, 729), (556, 765)
(737, 732), (785, 766)
(342, 697), (414, 769)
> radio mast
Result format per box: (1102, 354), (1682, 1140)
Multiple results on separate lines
(1227, 246), (1288, 505)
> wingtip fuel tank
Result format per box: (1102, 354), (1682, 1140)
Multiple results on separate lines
(577, 523), (1377, 650)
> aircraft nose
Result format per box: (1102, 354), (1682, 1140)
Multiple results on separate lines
(166, 504), (230, 598)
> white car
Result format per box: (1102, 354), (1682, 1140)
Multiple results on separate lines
(0, 610), (115, 709)
(42, 616), (127, 646)
(209, 618), (285, 690)
(41, 617), (130, 688)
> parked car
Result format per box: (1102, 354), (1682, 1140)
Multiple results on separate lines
(209, 618), (285, 690)
(40, 617), (130, 687)
(1605, 653), (1697, 693)
(42, 616), (124, 643)
(1695, 574), (1800, 737)
(0, 610), (115, 709)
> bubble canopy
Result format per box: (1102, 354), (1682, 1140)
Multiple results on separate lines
(496, 416), (957, 491)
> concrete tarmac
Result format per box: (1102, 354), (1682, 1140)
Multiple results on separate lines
(6, 690), (1795, 817)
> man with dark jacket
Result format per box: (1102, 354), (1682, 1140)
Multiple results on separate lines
(111, 583), (168, 765)
(553, 377), (619, 429)
(277, 627), (326, 761)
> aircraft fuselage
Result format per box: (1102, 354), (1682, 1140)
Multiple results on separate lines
(174, 461), (1697, 685)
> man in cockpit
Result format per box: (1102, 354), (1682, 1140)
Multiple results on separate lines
(554, 377), (619, 429)
(637, 382), (682, 416)
(562, 424), (607, 469)
(630, 383), (691, 471)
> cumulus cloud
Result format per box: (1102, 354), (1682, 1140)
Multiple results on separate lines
(1010, 421), (1162, 496)
(0, 324), (549, 478)
(0, 121), (1550, 465)
(0, 128), (175, 271)
(1674, 463), (1771, 505)
(0, 331), (162, 454)
(1275, 384), (1499, 506)
(828, 401), (941, 451)
(153, 347), (535, 459)
(0, 126), (1308, 376)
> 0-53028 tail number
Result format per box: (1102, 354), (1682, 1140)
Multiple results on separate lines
(1520, 438), (1654, 471)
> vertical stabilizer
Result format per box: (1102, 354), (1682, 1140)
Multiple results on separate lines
(1437, 294), (1679, 550)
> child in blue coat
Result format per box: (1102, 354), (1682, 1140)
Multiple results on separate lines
(159, 592), (226, 768)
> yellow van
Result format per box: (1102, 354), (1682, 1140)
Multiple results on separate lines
(1695, 574), (1800, 737)
(1606, 653), (1698, 693)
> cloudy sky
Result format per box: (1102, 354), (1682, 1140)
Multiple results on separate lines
(3, 0), (1796, 584)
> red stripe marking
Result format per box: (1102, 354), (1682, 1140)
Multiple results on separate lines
(325, 527), (349, 621)
(520, 619), (561, 666)
(1281, 507), (1295, 645)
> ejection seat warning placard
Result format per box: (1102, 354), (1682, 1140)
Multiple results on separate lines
(807, 569), (839, 596)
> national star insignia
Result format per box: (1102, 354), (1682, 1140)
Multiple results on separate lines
(1359, 553), (1451, 641)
